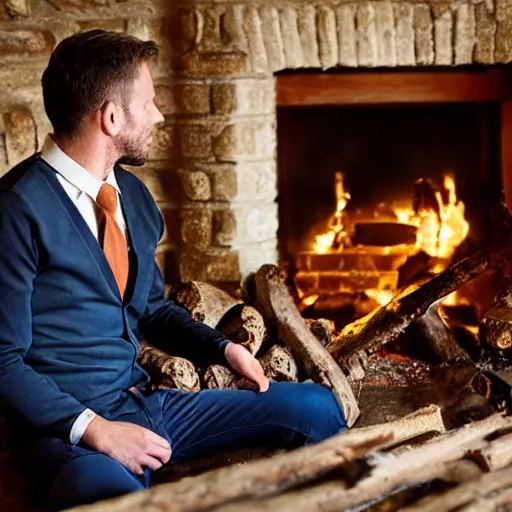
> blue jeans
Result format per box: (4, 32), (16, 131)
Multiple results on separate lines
(13, 381), (347, 510)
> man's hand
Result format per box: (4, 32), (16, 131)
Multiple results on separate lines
(225, 342), (270, 392)
(81, 416), (172, 475)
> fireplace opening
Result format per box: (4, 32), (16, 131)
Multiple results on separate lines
(276, 70), (509, 366)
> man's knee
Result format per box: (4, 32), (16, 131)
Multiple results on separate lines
(50, 454), (144, 510)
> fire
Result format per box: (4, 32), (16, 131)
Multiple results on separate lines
(365, 289), (394, 306)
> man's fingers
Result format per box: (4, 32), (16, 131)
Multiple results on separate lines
(147, 431), (171, 450)
(140, 455), (165, 471)
(147, 443), (172, 465)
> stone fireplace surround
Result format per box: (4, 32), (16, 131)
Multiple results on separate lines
(2, 0), (512, 288)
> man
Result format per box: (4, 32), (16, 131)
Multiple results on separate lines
(0, 30), (347, 510)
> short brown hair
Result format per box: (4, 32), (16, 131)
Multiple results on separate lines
(42, 29), (159, 136)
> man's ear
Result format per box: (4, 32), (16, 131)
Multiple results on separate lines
(100, 100), (122, 136)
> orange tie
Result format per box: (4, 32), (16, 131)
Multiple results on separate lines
(96, 183), (129, 298)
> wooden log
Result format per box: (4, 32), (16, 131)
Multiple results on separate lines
(458, 488), (512, 512)
(172, 282), (241, 328)
(304, 318), (335, 346)
(352, 222), (418, 246)
(259, 345), (298, 382)
(480, 286), (512, 350)
(212, 413), (512, 512)
(216, 304), (266, 356)
(203, 365), (259, 392)
(66, 406), (445, 512)
(327, 245), (512, 361)
(138, 347), (200, 392)
(468, 431), (512, 471)
(415, 299), (471, 363)
(253, 264), (360, 427)
(401, 465), (512, 512)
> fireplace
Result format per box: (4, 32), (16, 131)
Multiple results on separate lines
(276, 68), (512, 331)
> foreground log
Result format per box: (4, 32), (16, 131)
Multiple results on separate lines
(172, 282), (241, 328)
(213, 413), (512, 512)
(203, 365), (259, 392)
(304, 318), (335, 346)
(415, 299), (471, 362)
(402, 465), (512, 512)
(216, 305), (266, 355)
(259, 345), (298, 382)
(253, 264), (360, 426)
(68, 406), (445, 512)
(138, 347), (200, 392)
(468, 431), (512, 471)
(327, 245), (512, 360)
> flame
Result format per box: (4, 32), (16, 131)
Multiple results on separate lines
(365, 289), (394, 306)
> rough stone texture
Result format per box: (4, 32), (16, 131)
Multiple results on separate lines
(173, 83), (211, 115)
(454, 4), (476, 65)
(414, 5), (435, 65)
(0, 29), (54, 55)
(213, 208), (237, 245)
(243, 6), (268, 73)
(181, 206), (213, 250)
(1, 0), (29, 18)
(496, 0), (512, 62)
(317, 6), (338, 69)
(357, 4), (378, 67)
(178, 169), (211, 201)
(180, 248), (241, 282)
(212, 78), (275, 116)
(394, 4), (415, 66)
(434, 7), (454, 65)
(3, 109), (37, 166)
(374, 2), (396, 66)
(297, 4), (321, 68)
(475, 3), (497, 64)
(260, 6), (286, 72)
(280, 6), (303, 69)
(336, 5), (357, 67)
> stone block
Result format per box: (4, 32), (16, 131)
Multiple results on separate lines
(173, 83), (211, 115)
(475, 3), (496, 64)
(238, 240), (278, 278)
(414, 4), (434, 65)
(126, 18), (150, 41)
(0, 0), (29, 18)
(496, 0), (512, 62)
(154, 85), (176, 116)
(212, 78), (275, 116)
(178, 169), (211, 201)
(200, 7), (222, 50)
(211, 165), (237, 201)
(232, 203), (278, 244)
(454, 4), (476, 64)
(260, 6), (286, 72)
(374, 2), (396, 66)
(45, 0), (107, 14)
(178, 123), (215, 160)
(180, 248), (241, 282)
(213, 208), (237, 245)
(357, 4), (378, 67)
(221, 5), (248, 53)
(234, 161), (277, 202)
(160, 206), (181, 246)
(4, 108), (37, 167)
(336, 5), (357, 67)
(434, 8), (454, 65)
(394, 4), (415, 66)
(128, 168), (180, 203)
(212, 120), (275, 163)
(297, 4), (321, 68)
(244, 6), (268, 73)
(317, 5), (338, 69)
(78, 19), (125, 33)
(148, 122), (174, 161)
(0, 30), (54, 56)
(178, 51), (247, 77)
(279, 6), (303, 69)
(181, 206), (212, 249)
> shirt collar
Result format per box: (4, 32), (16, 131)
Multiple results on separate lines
(40, 135), (121, 200)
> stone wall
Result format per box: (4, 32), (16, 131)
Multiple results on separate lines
(1, 0), (512, 287)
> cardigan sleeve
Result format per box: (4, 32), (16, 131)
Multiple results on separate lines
(0, 190), (86, 439)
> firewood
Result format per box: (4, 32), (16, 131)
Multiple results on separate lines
(258, 345), (298, 382)
(203, 364), (259, 392)
(415, 299), (471, 362)
(216, 304), (266, 355)
(65, 406), (444, 512)
(253, 264), (360, 427)
(327, 245), (512, 361)
(304, 318), (335, 346)
(172, 281), (241, 328)
(352, 221), (418, 246)
(138, 347), (200, 392)
(401, 465), (512, 512)
(213, 413), (512, 512)
(480, 273), (512, 350)
(458, 488), (512, 512)
(468, 431), (512, 471)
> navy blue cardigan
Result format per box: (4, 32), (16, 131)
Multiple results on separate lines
(0, 156), (230, 441)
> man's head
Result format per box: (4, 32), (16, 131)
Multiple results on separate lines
(42, 30), (164, 166)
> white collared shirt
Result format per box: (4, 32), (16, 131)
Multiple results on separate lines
(40, 135), (127, 241)
(40, 135), (129, 445)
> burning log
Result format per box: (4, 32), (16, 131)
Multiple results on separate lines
(259, 345), (298, 382)
(352, 222), (418, 247)
(203, 365), (259, 392)
(480, 273), (512, 350)
(67, 406), (445, 512)
(252, 264), (360, 427)
(138, 347), (200, 392)
(304, 318), (335, 346)
(415, 299), (471, 363)
(401, 466), (512, 512)
(327, 245), (512, 361)
(216, 304), (266, 356)
(172, 281), (241, 328)
(212, 413), (512, 512)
